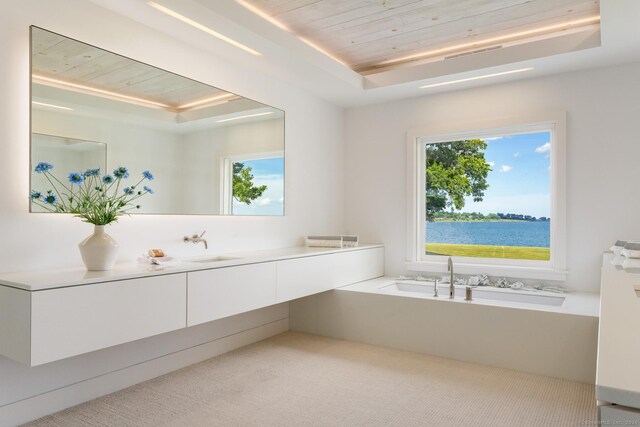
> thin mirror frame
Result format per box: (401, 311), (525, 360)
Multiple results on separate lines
(29, 25), (286, 216)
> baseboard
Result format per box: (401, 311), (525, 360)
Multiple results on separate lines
(0, 318), (288, 427)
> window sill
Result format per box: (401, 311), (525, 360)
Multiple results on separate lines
(405, 261), (567, 282)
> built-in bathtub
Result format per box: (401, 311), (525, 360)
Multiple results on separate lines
(289, 277), (600, 383)
(379, 281), (566, 307)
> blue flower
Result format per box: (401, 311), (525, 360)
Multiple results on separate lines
(102, 175), (114, 184)
(34, 162), (53, 173)
(143, 186), (154, 194)
(30, 191), (42, 200)
(113, 167), (129, 179)
(68, 172), (84, 185)
(83, 168), (100, 177)
(123, 187), (134, 195)
(142, 170), (154, 180)
(44, 194), (57, 204)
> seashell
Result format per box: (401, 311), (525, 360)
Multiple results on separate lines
(467, 276), (480, 286)
(478, 274), (491, 286)
(495, 277), (511, 288)
(510, 281), (524, 290)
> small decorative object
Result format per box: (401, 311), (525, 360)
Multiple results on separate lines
(478, 274), (491, 286)
(148, 249), (165, 258)
(467, 275), (481, 287)
(495, 277), (511, 288)
(510, 281), (525, 290)
(31, 163), (154, 271)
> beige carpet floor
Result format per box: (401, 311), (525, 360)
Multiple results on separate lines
(25, 332), (596, 427)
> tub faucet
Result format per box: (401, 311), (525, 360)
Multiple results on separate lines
(448, 257), (455, 299)
(184, 231), (208, 249)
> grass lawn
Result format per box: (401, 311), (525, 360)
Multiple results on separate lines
(426, 243), (550, 261)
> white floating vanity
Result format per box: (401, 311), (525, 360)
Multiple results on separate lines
(597, 252), (640, 422)
(0, 245), (384, 366)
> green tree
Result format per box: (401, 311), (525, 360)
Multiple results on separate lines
(426, 139), (491, 221)
(233, 162), (267, 205)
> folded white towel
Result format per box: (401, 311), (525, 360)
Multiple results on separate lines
(622, 242), (640, 259)
(610, 240), (627, 255)
(305, 239), (343, 248)
(611, 254), (626, 266)
(622, 257), (640, 269)
(305, 235), (359, 248)
(137, 255), (179, 267)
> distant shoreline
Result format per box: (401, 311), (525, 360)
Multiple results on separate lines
(431, 219), (549, 223)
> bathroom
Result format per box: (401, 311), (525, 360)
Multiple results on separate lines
(1, 0), (640, 425)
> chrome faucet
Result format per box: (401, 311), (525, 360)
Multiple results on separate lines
(184, 231), (208, 249)
(448, 257), (455, 299)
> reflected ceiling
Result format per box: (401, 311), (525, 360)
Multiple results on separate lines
(31, 27), (238, 112)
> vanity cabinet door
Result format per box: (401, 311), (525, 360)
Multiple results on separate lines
(275, 247), (384, 302)
(187, 263), (277, 327)
(30, 274), (186, 366)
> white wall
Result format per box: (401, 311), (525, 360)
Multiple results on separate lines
(344, 62), (640, 293)
(0, 0), (343, 419)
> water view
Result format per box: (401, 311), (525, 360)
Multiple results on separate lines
(426, 221), (550, 248)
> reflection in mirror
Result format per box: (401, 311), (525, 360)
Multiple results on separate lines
(30, 26), (284, 216)
(31, 133), (107, 213)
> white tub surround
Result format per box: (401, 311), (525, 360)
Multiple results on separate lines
(597, 253), (640, 422)
(291, 276), (598, 383)
(0, 245), (384, 366)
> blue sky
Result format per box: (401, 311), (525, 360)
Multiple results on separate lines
(457, 131), (551, 218)
(232, 157), (284, 215)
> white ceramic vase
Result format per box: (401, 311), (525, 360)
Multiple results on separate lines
(78, 225), (119, 271)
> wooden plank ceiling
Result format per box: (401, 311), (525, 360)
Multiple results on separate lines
(242, 0), (600, 73)
(31, 27), (233, 110)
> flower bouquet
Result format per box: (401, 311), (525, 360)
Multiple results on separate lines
(31, 162), (154, 270)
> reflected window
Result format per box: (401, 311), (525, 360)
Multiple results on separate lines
(221, 154), (284, 216)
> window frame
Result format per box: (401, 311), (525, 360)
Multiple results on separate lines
(406, 112), (567, 281)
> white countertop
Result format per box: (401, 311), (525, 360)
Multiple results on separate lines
(597, 252), (640, 405)
(0, 244), (383, 292)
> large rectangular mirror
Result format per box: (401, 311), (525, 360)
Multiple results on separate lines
(30, 26), (284, 216)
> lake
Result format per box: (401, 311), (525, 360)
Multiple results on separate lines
(426, 221), (550, 248)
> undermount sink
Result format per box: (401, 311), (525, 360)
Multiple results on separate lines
(182, 256), (242, 263)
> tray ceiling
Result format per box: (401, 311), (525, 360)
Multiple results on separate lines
(241, 0), (600, 73)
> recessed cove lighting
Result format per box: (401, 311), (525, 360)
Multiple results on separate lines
(216, 112), (274, 123)
(177, 93), (238, 110)
(148, 1), (262, 57)
(31, 101), (73, 111)
(381, 16), (600, 67)
(32, 74), (172, 109)
(419, 68), (534, 89)
(234, 0), (348, 66)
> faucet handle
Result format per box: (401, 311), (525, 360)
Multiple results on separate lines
(199, 230), (207, 238)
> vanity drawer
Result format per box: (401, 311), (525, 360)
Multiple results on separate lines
(30, 274), (186, 366)
(187, 263), (277, 327)
(275, 247), (384, 302)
